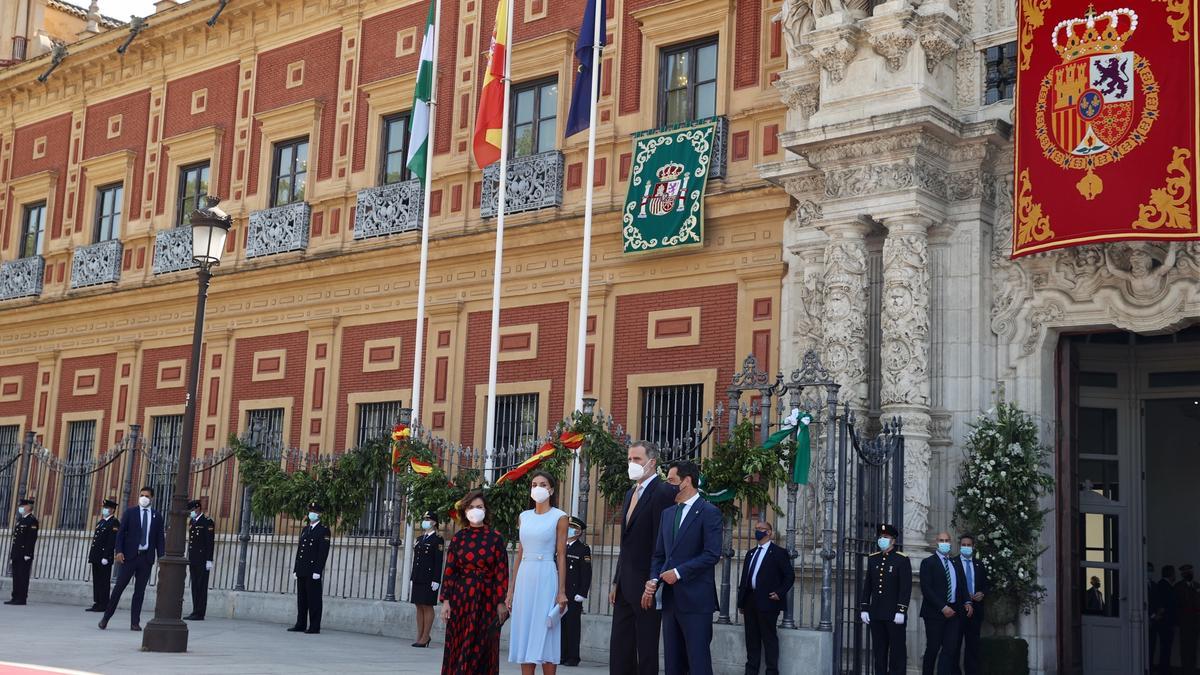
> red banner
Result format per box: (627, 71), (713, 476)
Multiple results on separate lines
(1013, 1), (1199, 257)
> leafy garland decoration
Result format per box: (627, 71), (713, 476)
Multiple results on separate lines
(700, 419), (788, 521)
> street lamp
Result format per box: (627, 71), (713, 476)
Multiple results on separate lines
(143, 196), (231, 653)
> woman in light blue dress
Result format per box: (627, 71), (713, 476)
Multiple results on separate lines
(505, 470), (569, 672)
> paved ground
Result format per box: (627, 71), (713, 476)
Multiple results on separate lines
(0, 602), (608, 674)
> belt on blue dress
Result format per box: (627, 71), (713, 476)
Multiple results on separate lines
(522, 554), (552, 561)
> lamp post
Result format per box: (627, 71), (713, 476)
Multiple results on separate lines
(143, 196), (231, 653)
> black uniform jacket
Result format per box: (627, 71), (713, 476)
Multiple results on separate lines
(859, 549), (913, 620)
(565, 539), (592, 599)
(187, 514), (216, 564)
(294, 521), (332, 577)
(88, 516), (120, 564)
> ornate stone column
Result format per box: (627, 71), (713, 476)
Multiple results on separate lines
(821, 217), (872, 414)
(880, 215), (933, 545)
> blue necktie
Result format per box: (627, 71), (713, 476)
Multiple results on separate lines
(966, 561), (975, 596)
(141, 509), (149, 549)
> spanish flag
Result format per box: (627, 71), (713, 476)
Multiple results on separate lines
(472, 0), (509, 168)
(494, 431), (580, 485)
(410, 457), (434, 475)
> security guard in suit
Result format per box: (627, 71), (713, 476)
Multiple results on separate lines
(184, 498), (216, 620)
(859, 523), (912, 675)
(561, 515), (592, 667)
(7, 498), (38, 605)
(86, 499), (120, 611)
(288, 502), (331, 634)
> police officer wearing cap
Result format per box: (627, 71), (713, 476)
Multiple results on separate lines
(86, 499), (120, 611)
(859, 523), (911, 675)
(409, 510), (443, 648)
(6, 498), (38, 605)
(562, 515), (592, 666)
(289, 502), (331, 634)
(184, 498), (215, 620)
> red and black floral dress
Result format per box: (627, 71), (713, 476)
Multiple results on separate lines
(440, 524), (509, 675)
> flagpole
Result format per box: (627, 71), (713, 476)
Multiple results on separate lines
(483, 0), (515, 481)
(401, 0), (441, 606)
(571, 0), (604, 517)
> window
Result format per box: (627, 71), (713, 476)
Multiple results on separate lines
(984, 42), (1017, 105)
(380, 113), (411, 184)
(492, 393), (540, 451)
(511, 79), (558, 158)
(59, 420), (96, 529)
(94, 183), (123, 242)
(640, 384), (704, 456)
(659, 38), (718, 127)
(271, 137), (309, 207)
(19, 202), (46, 258)
(176, 163), (210, 227)
(147, 414), (184, 512)
(0, 425), (19, 524)
(354, 401), (403, 536)
(245, 408), (285, 534)
(357, 400), (403, 445)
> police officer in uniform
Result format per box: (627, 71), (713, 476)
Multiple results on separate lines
(562, 515), (592, 667)
(288, 502), (331, 634)
(409, 510), (443, 648)
(86, 499), (120, 611)
(6, 498), (38, 605)
(859, 523), (911, 675)
(184, 498), (215, 621)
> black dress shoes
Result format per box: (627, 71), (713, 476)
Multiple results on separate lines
(304, 628), (320, 634)
(286, 626), (306, 632)
(4, 600), (25, 605)
(85, 606), (103, 612)
(98, 617), (109, 630)
(184, 614), (204, 621)
(131, 624), (142, 631)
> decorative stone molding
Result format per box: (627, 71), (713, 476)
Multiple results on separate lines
(928, 410), (953, 445)
(919, 31), (959, 73)
(897, 408), (933, 542)
(153, 227), (198, 275)
(791, 242), (827, 354)
(70, 239), (122, 288)
(774, 75), (820, 121)
(880, 221), (932, 408)
(870, 27), (917, 71)
(954, 41), (980, 108)
(353, 179), (423, 240)
(820, 218), (871, 409)
(774, 0), (816, 59)
(824, 158), (948, 200)
(0, 256), (45, 301)
(480, 150), (565, 219)
(807, 23), (863, 83)
(247, 201), (311, 258)
(915, 10), (965, 73)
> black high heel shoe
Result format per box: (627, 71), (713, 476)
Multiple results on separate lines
(411, 638), (432, 648)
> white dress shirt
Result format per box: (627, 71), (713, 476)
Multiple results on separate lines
(750, 541), (771, 589)
(938, 552), (957, 604)
(667, 492), (701, 582)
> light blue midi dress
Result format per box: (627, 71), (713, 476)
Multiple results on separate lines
(508, 507), (566, 664)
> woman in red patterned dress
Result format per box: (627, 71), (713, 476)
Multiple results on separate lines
(440, 490), (510, 675)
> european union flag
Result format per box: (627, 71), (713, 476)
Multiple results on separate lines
(565, 0), (606, 138)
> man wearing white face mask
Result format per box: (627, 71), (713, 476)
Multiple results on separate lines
(288, 502), (331, 634)
(184, 498), (215, 621)
(100, 486), (165, 630)
(86, 498), (120, 612)
(609, 440), (678, 675)
(6, 498), (38, 606)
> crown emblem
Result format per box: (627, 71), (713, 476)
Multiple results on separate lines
(1052, 5), (1138, 61)
(655, 162), (685, 182)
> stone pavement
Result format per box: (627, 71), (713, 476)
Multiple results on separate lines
(0, 601), (609, 674)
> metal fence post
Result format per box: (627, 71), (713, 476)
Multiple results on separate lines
(124, 424), (141, 508)
(235, 420), (264, 592)
(715, 387), (740, 625)
(817, 393), (843, 632)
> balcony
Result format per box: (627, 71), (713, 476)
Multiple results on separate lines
(247, 202), (310, 258)
(153, 227), (198, 275)
(480, 150), (564, 218)
(709, 115), (729, 180)
(0, 256), (44, 301)
(353, 179), (423, 240)
(70, 239), (123, 288)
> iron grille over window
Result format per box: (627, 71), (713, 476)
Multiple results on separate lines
(354, 401), (403, 536)
(246, 408), (285, 534)
(659, 38), (718, 127)
(381, 113), (411, 184)
(94, 183), (124, 242)
(147, 414), (183, 514)
(510, 78), (558, 158)
(0, 425), (19, 524)
(59, 420), (96, 529)
(20, 202), (46, 258)
(639, 384), (704, 454)
(271, 138), (309, 207)
(492, 393), (540, 452)
(176, 163), (210, 227)
(984, 42), (1017, 105)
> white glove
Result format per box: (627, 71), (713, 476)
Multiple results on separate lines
(574, 594), (585, 602)
(431, 582), (440, 591)
(312, 573), (321, 580)
(293, 572), (297, 579)
(205, 561), (213, 571)
(101, 558), (108, 566)
(24, 556), (30, 561)
(860, 611), (871, 624)
(894, 612), (905, 625)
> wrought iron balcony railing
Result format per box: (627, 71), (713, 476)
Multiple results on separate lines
(153, 227), (198, 275)
(70, 239), (123, 288)
(480, 150), (565, 218)
(247, 201), (310, 258)
(354, 179), (424, 240)
(0, 255), (44, 301)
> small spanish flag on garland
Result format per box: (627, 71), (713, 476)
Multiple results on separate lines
(409, 457), (433, 475)
(391, 423), (413, 474)
(494, 431), (585, 485)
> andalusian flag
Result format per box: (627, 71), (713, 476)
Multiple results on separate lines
(472, 0), (509, 168)
(406, 0), (436, 180)
(763, 408), (813, 485)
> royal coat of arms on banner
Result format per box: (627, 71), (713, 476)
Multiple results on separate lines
(1013, 1), (1199, 257)
(622, 118), (718, 254)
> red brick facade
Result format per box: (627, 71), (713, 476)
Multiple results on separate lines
(229, 331), (309, 445)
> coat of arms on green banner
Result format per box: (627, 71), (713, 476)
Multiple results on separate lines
(622, 117), (719, 254)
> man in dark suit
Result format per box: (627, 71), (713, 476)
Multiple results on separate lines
(99, 486), (166, 631)
(6, 498), (38, 605)
(562, 515), (592, 667)
(919, 531), (969, 675)
(859, 523), (912, 675)
(738, 519), (794, 675)
(1151, 565), (1179, 675)
(648, 460), (722, 675)
(86, 498), (120, 612)
(184, 498), (215, 621)
(609, 440), (677, 675)
(288, 502), (331, 634)
(955, 533), (990, 675)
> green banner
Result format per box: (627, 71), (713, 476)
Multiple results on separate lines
(622, 118), (718, 254)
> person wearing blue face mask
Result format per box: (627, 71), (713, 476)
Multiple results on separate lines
(561, 515), (592, 666)
(858, 523), (911, 675)
(289, 502), (331, 634)
(919, 531), (970, 675)
(954, 533), (990, 675)
(86, 498), (120, 612)
(737, 519), (794, 675)
(6, 498), (38, 606)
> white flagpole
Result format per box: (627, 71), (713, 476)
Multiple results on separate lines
(483, 0), (516, 481)
(571, 0), (604, 517)
(402, 0), (440, 605)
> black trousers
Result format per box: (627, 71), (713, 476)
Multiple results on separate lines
(90, 561), (112, 608)
(662, 606), (712, 675)
(609, 590), (661, 675)
(294, 575), (323, 631)
(742, 595), (781, 675)
(10, 554), (32, 602)
(922, 614), (963, 675)
(562, 599), (583, 664)
(1151, 622), (1176, 675)
(869, 617), (907, 675)
(103, 551), (153, 626)
(188, 561), (209, 618)
(960, 614), (982, 675)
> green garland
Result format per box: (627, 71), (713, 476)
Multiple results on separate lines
(572, 411), (631, 507)
(700, 418), (787, 521)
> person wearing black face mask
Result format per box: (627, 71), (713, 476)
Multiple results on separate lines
(737, 520), (794, 675)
